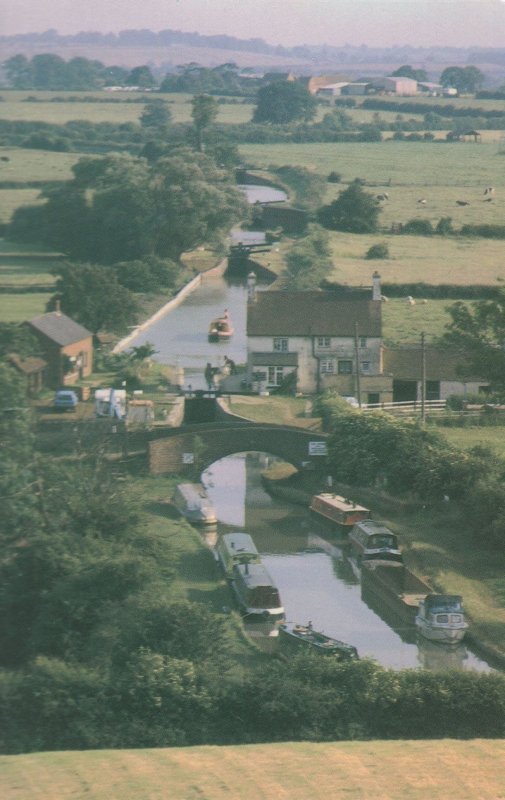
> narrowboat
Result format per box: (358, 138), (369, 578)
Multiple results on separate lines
(172, 482), (217, 526)
(279, 622), (358, 660)
(216, 532), (261, 577)
(208, 309), (233, 342)
(361, 560), (432, 624)
(230, 561), (284, 620)
(309, 493), (371, 534)
(348, 519), (403, 564)
(415, 594), (468, 644)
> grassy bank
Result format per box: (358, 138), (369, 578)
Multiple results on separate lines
(1, 740), (505, 800)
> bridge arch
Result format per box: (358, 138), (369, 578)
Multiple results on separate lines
(148, 423), (329, 476)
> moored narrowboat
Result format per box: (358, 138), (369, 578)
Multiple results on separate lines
(309, 493), (371, 534)
(230, 561), (284, 620)
(279, 621), (358, 660)
(216, 532), (261, 577)
(208, 309), (233, 342)
(415, 594), (468, 644)
(172, 482), (217, 526)
(348, 519), (403, 564)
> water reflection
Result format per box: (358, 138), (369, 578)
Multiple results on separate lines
(202, 452), (494, 673)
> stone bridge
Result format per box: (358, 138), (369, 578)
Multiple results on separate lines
(148, 422), (329, 475)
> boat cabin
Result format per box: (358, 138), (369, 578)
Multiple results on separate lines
(231, 561), (284, 620)
(415, 594), (468, 644)
(348, 519), (402, 564)
(216, 532), (261, 576)
(310, 493), (371, 532)
(172, 482), (217, 526)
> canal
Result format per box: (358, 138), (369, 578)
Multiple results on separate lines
(202, 452), (494, 673)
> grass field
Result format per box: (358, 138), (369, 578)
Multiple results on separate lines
(0, 147), (80, 182)
(437, 424), (505, 458)
(0, 293), (50, 321)
(1, 740), (505, 800)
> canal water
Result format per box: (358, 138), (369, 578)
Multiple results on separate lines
(126, 272), (270, 389)
(202, 452), (494, 673)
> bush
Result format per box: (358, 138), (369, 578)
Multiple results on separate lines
(435, 216), (454, 235)
(327, 171), (342, 183)
(402, 218), (434, 235)
(365, 242), (389, 260)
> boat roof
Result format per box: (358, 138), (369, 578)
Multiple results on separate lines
(175, 482), (209, 498)
(352, 519), (396, 537)
(234, 562), (276, 588)
(424, 594), (463, 609)
(312, 493), (369, 512)
(220, 532), (259, 554)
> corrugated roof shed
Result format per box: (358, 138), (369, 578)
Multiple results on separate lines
(247, 291), (381, 337)
(28, 312), (92, 346)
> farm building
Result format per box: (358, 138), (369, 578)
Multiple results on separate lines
(376, 76), (418, 95)
(26, 306), (93, 388)
(7, 353), (47, 395)
(341, 82), (372, 96)
(383, 346), (489, 403)
(316, 82), (350, 97)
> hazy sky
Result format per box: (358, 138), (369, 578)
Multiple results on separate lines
(2, 0), (505, 48)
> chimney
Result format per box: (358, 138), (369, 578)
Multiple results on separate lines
(372, 271), (381, 301)
(247, 271), (257, 303)
(55, 298), (61, 315)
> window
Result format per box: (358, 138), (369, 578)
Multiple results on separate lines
(367, 393), (380, 405)
(361, 361), (370, 373)
(320, 359), (335, 374)
(268, 366), (284, 386)
(426, 380), (440, 401)
(317, 336), (331, 348)
(273, 337), (288, 352)
(338, 360), (353, 375)
(359, 336), (367, 348)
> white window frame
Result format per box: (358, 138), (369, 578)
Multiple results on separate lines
(273, 337), (289, 352)
(361, 361), (370, 373)
(320, 358), (335, 374)
(359, 336), (367, 348)
(317, 336), (331, 349)
(268, 366), (285, 386)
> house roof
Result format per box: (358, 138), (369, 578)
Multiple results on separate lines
(247, 290), (382, 338)
(251, 352), (299, 367)
(383, 346), (486, 382)
(27, 312), (92, 346)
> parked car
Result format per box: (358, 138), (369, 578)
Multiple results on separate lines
(54, 389), (78, 412)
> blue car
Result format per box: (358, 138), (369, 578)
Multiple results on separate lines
(54, 389), (78, 412)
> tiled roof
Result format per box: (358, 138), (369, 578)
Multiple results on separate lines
(247, 290), (381, 337)
(383, 346), (485, 382)
(28, 312), (92, 346)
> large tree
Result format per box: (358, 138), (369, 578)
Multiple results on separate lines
(317, 181), (381, 233)
(191, 94), (218, 152)
(10, 151), (248, 264)
(391, 65), (428, 82)
(253, 80), (317, 124)
(52, 263), (138, 334)
(444, 292), (505, 392)
(440, 65), (485, 94)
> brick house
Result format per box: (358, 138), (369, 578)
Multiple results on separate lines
(26, 308), (93, 388)
(246, 272), (393, 403)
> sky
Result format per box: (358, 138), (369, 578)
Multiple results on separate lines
(1, 0), (505, 48)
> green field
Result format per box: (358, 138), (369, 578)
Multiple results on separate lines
(1, 740), (504, 800)
(0, 147), (80, 182)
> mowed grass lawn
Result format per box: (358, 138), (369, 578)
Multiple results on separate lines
(1, 740), (505, 800)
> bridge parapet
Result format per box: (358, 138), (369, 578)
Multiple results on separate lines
(148, 422), (328, 475)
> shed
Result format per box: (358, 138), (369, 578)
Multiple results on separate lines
(26, 308), (93, 388)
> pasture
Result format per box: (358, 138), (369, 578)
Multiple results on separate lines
(1, 740), (505, 800)
(0, 147), (80, 183)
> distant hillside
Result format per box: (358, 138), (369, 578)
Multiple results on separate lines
(1, 29), (505, 82)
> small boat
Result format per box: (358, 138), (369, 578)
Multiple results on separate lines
(172, 482), (217, 526)
(309, 493), (371, 535)
(415, 594), (468, 644)
(279, 622), (358, 660)
(208, 309), (234, 342)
